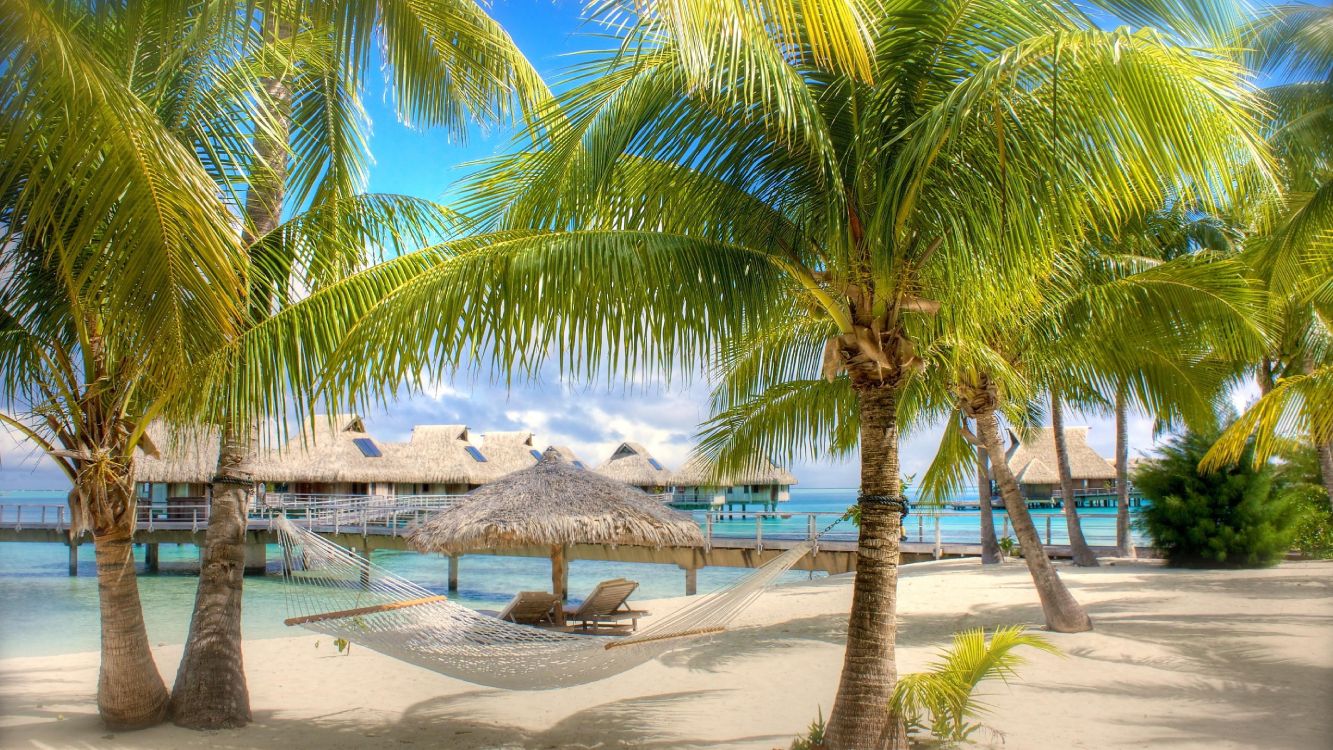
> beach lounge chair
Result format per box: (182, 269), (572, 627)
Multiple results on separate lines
(491, 591), (562, 626)
(564, 578), (649, 632)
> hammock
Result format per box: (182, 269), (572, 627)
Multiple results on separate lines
(274, 516), (814, 689)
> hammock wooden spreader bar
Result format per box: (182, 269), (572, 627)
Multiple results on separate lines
(284, 595), (450, 626)
(274, 516), (816, 690)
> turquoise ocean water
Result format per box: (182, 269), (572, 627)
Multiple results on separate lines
(0, 488), (1141, 658)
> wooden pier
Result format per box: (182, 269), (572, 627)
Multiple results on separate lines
(0, 499), (1142, 592)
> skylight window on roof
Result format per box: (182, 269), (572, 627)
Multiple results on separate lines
(352, 438), (382, 457)
(530, 449), (543, 461)
(648, 458), (664, 470)
(573, 461), (585, 469)
(465, 446), (488, 462)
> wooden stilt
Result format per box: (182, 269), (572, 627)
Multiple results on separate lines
(551, 545), (569, 626)
(448, 554), (459, 592)
(68, 542), (78, 576)
(683, 565), (698, 596)
(145, 543), (159, 573)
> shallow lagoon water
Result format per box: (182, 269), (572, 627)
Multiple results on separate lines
(0, 488), (1141, 657)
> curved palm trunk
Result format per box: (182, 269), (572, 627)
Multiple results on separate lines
(172, 44), (289, 728)
(170, 425), (252, 728)
(977, 446), (1001, 564)
(975, 410), (1092, 632)
(84, 471), (170, 729)
(1114, 387), (1136, 558)
(1049, 395), (1099, 567)
(825, 383), (908, 750)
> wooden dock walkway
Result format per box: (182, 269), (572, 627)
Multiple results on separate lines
(0, 499), (1138, 592)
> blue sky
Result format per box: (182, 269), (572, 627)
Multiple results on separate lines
(0, 1), (1259, 491)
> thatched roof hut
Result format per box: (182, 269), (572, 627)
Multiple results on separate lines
(244, 415), (394, 484)
(379, 424), (493, 486)
(134, 424), (219, 484)
(594, 442), (673, 488)
(671, 456), (798, 488)
(475, 431), (547, 477)
(409, 448), (701, 606)
(1007, 427), (1117, 486)
(545, 445), (587, 469)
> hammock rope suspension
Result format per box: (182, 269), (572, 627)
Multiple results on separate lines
(274, 516), (815, 690)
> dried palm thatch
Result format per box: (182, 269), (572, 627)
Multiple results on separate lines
(672, 456), (798, 487)
(1008, 427), (1117, 485)
(408, 448), (703, 555)
(134, 423), (220, 483)
(593, 441), (673, 488)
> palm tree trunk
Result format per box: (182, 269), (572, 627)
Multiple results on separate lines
(977, 445), (1001, 564)
(1114, 387), (1136, 558)
(1049, 394), (1099, 566)
(975, 410), (1092, 632)
(172, 35), (289, 727)
(825, 383), (908, 750)
(170, 425), (253, 728)
(86, 473), (170, 729)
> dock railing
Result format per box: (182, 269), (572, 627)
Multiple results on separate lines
(1, 498), (1146, 549)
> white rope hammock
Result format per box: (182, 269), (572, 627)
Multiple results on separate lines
(274, 516), (814, 690)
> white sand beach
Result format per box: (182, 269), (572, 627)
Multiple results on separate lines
(1, 559), (1329, 750)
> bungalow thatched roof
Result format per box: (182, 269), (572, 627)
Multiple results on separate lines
(545, 445), (587, 469)
(246, 415), (388, 483)
(378, 424), (493, 485)
(407, 448), (703, 554)
(671, 456), (798, 487)
(1007, 427), (1117, 485)
(593, 441), (673, 488)
(134, 423), (219, 483)
(476, 431), (546, 478)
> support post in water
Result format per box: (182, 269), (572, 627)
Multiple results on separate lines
(683, 565), (698, 596)
(68, 541), (78, 576)
(448, 554), (460, 592)
(145, 543), (159, 573)
(359, 538), (372, 588)
(243, 541), (266, 576)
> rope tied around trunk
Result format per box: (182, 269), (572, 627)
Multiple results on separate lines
(859, 494), (909, 518)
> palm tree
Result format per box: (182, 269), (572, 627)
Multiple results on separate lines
(1205, 3), (1333, 501)
(412, 2), (1266, 744)
(164, 1), (546, 729)
(228, 1), (1270, 745)
(0, 0), (250, 728)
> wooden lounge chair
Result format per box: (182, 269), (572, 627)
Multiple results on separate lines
(488, 591), (562, 626)
(564, 579), (649, 632)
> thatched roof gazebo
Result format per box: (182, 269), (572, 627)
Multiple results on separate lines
(408, 448), (702, 616)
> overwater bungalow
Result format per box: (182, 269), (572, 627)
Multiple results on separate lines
(593, 442), (673, 493)
(670, 458), (797, 511)
(1006, 426), (1119, 505)
(134, 416), (586, 506)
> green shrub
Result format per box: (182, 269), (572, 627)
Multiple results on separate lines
(891, 626), (1060, 745)
(1290, 487), (1333, 559)
(787, 708), (825, 750)
(1134, 428), (1304, 567)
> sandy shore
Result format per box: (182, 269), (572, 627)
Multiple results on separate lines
(1, 558), (1329, 749)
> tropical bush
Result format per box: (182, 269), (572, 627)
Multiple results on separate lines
(1273, 445), (1333, 559)
(787, 709), (826, 750)
(890, 626), (1060, 745)
(1134, 429), (1304, 567)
